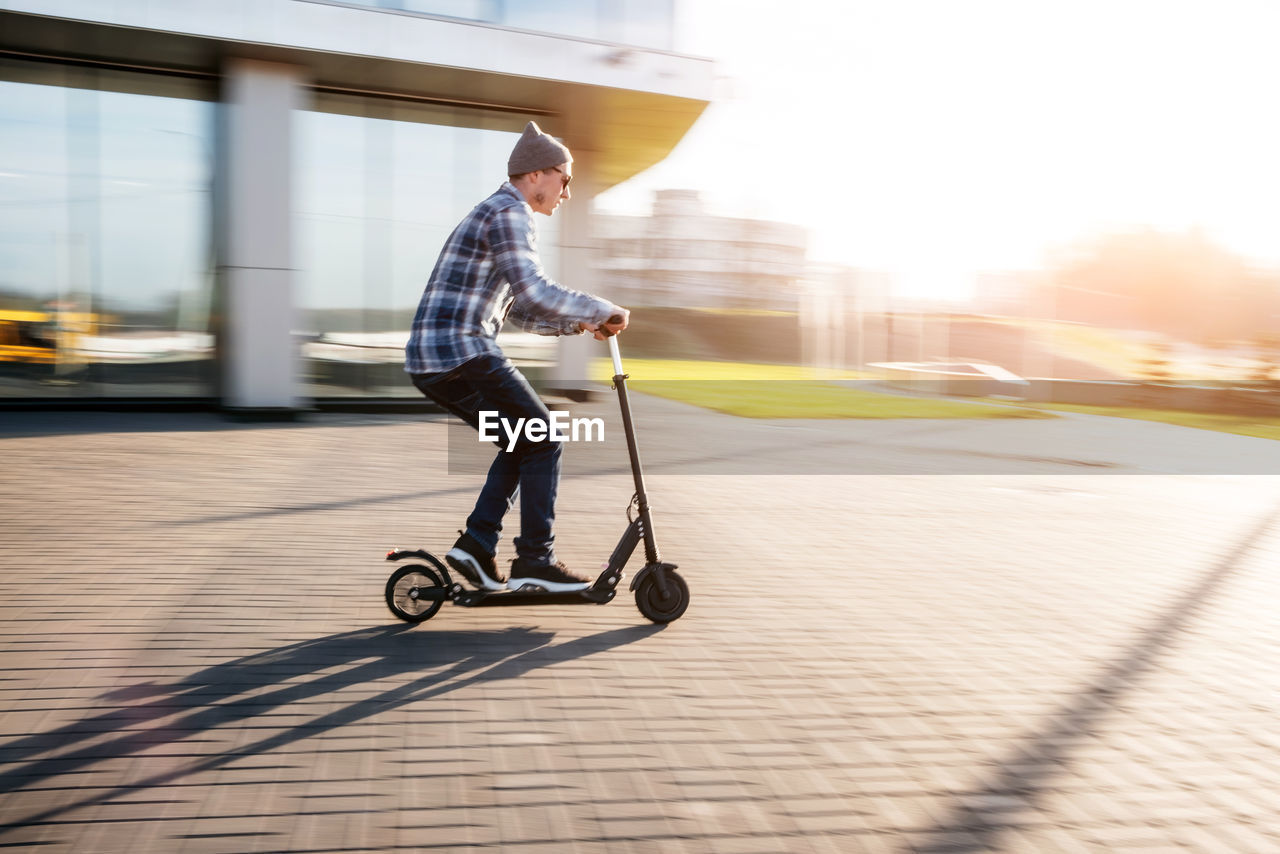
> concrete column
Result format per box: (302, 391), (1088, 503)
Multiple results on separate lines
(218, 58), (304, 413)
(553, 146), (601, 395)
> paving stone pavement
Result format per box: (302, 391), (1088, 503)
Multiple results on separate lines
(2, 399), (1280, 853)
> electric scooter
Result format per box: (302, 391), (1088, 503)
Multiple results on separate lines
(383, 319), (690, 624)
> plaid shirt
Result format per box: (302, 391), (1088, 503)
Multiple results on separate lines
(405, 182), (617, 374)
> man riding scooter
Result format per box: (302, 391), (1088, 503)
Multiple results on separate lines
(405, 121), (629, 594)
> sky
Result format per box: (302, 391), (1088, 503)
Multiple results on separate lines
(596, 0), (1280, 301)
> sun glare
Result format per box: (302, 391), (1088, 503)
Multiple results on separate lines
(601, 0), (1280, 302)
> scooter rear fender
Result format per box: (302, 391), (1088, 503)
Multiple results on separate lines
(386, 548), (438, 563)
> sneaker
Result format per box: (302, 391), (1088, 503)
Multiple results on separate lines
(507, 558), (592, 593)
(445, 531), (505, 591)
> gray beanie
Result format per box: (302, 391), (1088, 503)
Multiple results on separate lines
(508, 121), (572, 176)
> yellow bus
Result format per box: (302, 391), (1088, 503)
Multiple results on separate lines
(0, 308), (99, 365)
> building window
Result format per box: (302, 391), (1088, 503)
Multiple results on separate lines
(321, 0), (674, 50)
(0, 58), (216, 399)
(296, 93), (563, 397)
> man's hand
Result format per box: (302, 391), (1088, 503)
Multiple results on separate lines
(582, 310), (629, 340)
(595, 310), (629, 340)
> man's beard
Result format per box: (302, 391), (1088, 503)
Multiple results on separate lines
(533, 191), (548, 208)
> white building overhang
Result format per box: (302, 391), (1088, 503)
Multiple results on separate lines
(0, 0), (713, 189)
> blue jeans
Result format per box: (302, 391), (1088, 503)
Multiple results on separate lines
(411, 353), (561, 565)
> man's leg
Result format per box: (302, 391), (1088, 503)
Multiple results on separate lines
(446, 355), (562, 564)
(421, 356), (589, 592)
(450, 359), (594, 592)
(412, 354), (570, 575)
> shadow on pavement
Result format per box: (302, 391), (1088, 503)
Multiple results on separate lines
(173, 483), (485, 525)
(912, 502), (1280, 853)
(0, 621), (665, 835)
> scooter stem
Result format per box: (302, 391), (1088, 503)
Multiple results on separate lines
(608, 335), (624, 377)
(603, 330), (661, 565)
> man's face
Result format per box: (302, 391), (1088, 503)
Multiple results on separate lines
(529, 164), (572, 216)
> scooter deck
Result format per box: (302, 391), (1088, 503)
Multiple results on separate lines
(454, 587), (616, 607)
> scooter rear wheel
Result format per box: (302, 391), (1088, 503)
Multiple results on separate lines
(385, 562), (446, 623)
(634, 570), (689, 623)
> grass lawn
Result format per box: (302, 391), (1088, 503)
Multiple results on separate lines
(590, 358), (1280, 438)
(590, 357), (866, 382)
(592, 358), (1055, 420)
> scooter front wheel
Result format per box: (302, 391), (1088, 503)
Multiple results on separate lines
(635, 570), (689, 623)
(385, 562), (447, 623)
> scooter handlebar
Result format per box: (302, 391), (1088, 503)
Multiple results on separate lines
(597, 314), (625, 337)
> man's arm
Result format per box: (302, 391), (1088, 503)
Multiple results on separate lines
(490, 206), (618, 327)
(505, 302), (584, 336)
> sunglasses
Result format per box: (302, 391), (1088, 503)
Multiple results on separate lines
(550, 165), (573, 188)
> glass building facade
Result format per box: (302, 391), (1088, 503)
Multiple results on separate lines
(325, 0), (675, 50)
(297, 96), (562, 398)
(0, 65), (566, 401)
(0, 58), (216, 398)
(0, 0), (710, 408)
